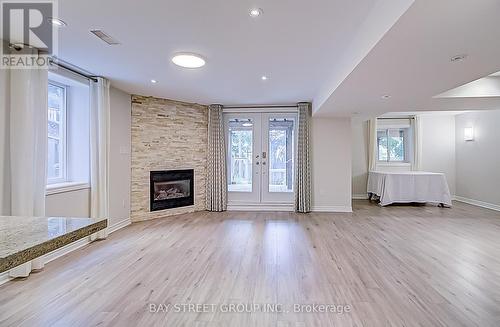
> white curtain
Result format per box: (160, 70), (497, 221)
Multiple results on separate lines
(0, 62), (48, 276)
(90, 77), (110, 239)
(295, 102), (312, 213)
(411, 115), (422, 171)
(368, 118), (378, 171)
(206, 104), (227, 211)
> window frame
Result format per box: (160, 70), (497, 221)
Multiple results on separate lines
(376, 127), (410, 164)
(47, 80), (68, 185)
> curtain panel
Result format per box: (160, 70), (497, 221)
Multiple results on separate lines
(0, 53), (48, 276)
(206, 104), (227, 211)
(411, 115), (422, 171)
(90, 77), (110, 239)
(368, 118), (378, 171)
(295, 102), (312, 213)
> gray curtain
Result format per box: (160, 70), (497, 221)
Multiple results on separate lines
(295, 102), (312, 213)
(206, 104), (227, 211)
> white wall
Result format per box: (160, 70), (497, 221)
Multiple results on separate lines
(109, 87), (131, 227)
(351, 114), (457, 196)
(311, 117), (352, 211)
(455, 110), (500, 206)
(420, 115), (456, 194)
(46, 189), (90, 217)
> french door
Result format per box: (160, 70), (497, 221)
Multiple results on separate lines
(224, 112), (297, 207)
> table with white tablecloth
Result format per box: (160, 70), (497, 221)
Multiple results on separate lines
(367, 171), (452, 207)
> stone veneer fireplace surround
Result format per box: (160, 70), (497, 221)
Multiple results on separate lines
(131, 95), (207, 222)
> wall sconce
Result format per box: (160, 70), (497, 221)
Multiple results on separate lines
(464, 127), (474, 141)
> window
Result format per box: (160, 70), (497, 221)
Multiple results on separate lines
(47, 82), (67, 184)
(377, 128), (409, 162)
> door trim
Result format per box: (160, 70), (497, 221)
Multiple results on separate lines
(225, 112), (297, 208)
(227, 203), (294, 212)
(223, 107), (298, 114)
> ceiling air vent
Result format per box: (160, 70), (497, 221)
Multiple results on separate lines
(90, 30), (121, 45)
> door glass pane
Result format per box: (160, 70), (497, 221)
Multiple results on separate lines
(268, 118), (294, 192)
(228, 119), (253, 192)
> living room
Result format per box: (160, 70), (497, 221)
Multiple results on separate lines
(1, 1), (500, 326)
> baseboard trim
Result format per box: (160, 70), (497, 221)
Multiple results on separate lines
(454, 196), (500, 212)
(0, 218), (133, 286)
(0, 271), (13, 286)
(352, 194), (369, 200)
(43, 236), (91, 264)
(312, 206), (353, 213)
(108, 218), (132, 234)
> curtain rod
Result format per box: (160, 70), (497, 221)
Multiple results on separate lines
(223, 104), (298, 109)
(48, 58), (98, 82)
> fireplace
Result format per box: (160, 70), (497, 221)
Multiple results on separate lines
(150, 169), (194, 211)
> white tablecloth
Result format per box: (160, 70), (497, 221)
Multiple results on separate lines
(367, 171), (452, 207)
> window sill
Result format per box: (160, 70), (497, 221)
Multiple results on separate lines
(46, 182), (90, 196)
(377, 162), (411, 167)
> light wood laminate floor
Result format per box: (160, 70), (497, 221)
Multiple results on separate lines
(1, 200), (500, 326)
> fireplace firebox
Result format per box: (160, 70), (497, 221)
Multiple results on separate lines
(150, 169), (194, 211)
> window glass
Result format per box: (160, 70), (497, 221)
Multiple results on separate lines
(377, 130), (388, 161)
(47, 83), (66, 182)
(377, 128), (408, 162)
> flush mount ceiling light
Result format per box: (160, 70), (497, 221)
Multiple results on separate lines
(172, 53), (206, 68)
(261, 75), (268, 81)
(150, 79), (158, 84)
(48, 18), (66, 27)
(451, 54), (467, 62)
(381, 94), (391, 99)
(249, 8), (263, 17)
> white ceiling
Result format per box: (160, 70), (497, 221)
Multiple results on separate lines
(56, 0), (500, 115)
(314, 0), (500, 117)
(56, 0), (379, 105)
(435, 73), (500, 98)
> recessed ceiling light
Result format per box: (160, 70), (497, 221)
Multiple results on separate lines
(172, 53), (206, 68)
(150, 79), (157, 84)
(48, 18), (66, 27)
(381, 95), (391, 99)
(261, 76), (268, 81)
(249, 8), (263, 17)
(450, 54), (467, 62)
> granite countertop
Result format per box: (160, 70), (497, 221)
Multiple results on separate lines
(0, 216), (107, 273)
